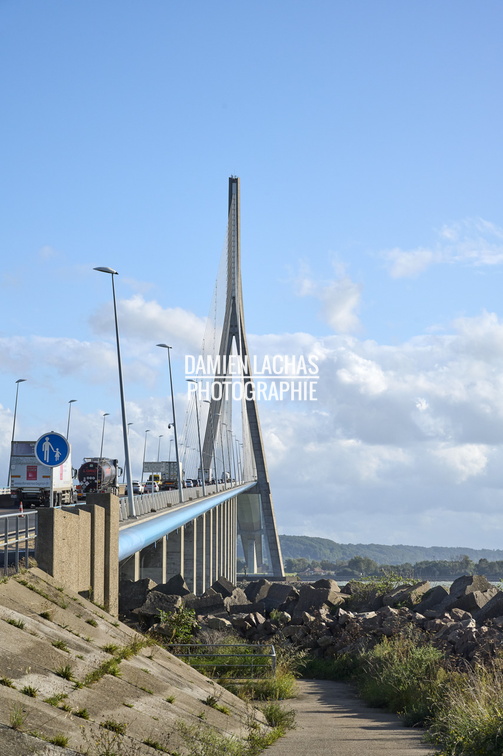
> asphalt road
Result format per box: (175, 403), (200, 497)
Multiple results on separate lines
(265, 679), (437, 756)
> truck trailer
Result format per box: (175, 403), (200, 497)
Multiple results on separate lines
(9, 440), (75, 507)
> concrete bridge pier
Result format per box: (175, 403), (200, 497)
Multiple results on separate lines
(118, 496), (239, 593)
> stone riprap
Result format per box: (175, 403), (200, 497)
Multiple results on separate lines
(122, 573), (503, 663)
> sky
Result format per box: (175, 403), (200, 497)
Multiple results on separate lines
(1, 0), (503, 550)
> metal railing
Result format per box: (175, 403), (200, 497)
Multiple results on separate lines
(0, 510), (37, 575)
(164, 643), (276, 682)
(118, 483), (238, 521)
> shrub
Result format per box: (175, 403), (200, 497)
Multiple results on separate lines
(21, 685), (38, 697)
(357, 631), (444, 726)
(429, 661), (503, 755)
(54, 664), (74, 681)
(101, 719), (127, 735)
(157, 606), (199, 642)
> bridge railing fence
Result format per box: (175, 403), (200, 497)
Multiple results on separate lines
(0, 510), (37, 576)
(163, 643), (276, 683)
(118, 483), (226, 521)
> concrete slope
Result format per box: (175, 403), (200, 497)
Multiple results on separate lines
(0, 568), (266, 754)
(264, 679), (438, 756)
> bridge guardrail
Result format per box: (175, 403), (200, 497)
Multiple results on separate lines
(164, 643), (276, 682)
(118, 483), (238, 521)
(0, 510), (37, 575)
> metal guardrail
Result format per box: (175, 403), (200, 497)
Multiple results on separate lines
(164, 643), (276, 682)
(0, 510), (37, 575)
(118, 483), (232, 521)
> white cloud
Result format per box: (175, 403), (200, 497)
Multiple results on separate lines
(292, 262), (362, 333)
(382, 218), (503, 278)
(89, 294), (206, 353)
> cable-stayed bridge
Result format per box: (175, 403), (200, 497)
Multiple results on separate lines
(35, 178), (285, 609)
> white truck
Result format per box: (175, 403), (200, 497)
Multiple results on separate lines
(9, 440), (76, 507)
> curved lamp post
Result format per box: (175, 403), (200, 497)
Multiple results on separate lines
(7, 378), (26, 488)
(141, 429), (150, 484)
(187, 380), (206, 496)
(66, 399), (77, 439)
(99, 413), (109, 460)
(157, 344), (183, 503)
(93, 266), (136, 518)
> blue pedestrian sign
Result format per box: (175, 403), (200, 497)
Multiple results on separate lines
(34, 432), (70, 467)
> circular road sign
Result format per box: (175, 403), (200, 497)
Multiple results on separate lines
(34, 432), (70, 467)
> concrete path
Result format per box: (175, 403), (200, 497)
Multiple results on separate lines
(264, 679), (438, 755)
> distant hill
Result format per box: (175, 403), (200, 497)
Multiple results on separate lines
(279, 535), (503, 565)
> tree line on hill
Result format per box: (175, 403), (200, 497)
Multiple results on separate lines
(279, 534), (503, 567)
(282, 554), (503, 580)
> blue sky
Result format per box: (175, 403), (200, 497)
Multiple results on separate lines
(2, 1), (503, 550)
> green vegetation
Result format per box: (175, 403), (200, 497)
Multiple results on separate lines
(203, 694), (230, 714)
(48, 734), (69, 747)
(86, 618), (98, 627)
(74, 707), (90, 719)
(0, 676), (15, 688)
(303, 625), (503, 755)
(39, 610), (52, 620)
(143, 738), (170, 753)
(20, 685), (38, 697)
(54, 663), (74, 681)
(157, 606), (200, 642)
(101, 719), (128, 735)
(9, 705), (26, 730)
(6, 617), (25, 629)
(44, 692), (68, 706)
(52, 639), (69, 652)
(279, 533), (503, 567)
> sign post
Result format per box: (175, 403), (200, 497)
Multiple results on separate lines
(34, 432), (70, 508)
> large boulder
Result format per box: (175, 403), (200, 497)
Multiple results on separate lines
(291, 584), (346, 623)
(183, 592), (226, 615)
(155, 573), (192, 596)
(474, 591), (503, 624)
(119, 577), (157, 617)
(224, 587), (250, 609)
(263, 583), (299, 612)
(244, 578), (272, 603)
(447, 588), (499, 614)
(413, 585), (449, 614)
(383, 581), (431, 608)
(449, 574), (494, 598)
(211, 576), (236, 598)
(132, 591), (182, 623)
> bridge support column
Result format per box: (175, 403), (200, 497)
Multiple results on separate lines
(205, 508), (213, 588)
(36, 493), (119, 616)
(120, 551), (140, 582)
(166, 527), (184, 581)
(196, 514), (206, 594)
(140, 536), (167, 584)
(184, 520), (197, 593)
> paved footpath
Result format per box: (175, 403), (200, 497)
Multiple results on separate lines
(264, 679), (438, 756)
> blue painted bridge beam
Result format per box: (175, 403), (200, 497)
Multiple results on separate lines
(118, 482), (256, 562)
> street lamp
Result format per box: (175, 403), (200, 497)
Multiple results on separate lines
(204, 399), (219, 492)
(66, 399), (77, 439)
(99, 413), (109, 460)
(157, 344), (183, 503)
(7, 378), (26, 488)
(123, 422), (134, 482)
(187, 380), (206, 496)
(222, 422), (233, 488)
(157, 434), (163, 463)
(93, 266), (136, 518)
(141, 429), (150, 484)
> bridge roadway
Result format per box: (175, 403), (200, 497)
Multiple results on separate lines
(118, 481), (257, 593)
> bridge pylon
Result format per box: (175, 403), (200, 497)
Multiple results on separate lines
(201, 177), (285, 579)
